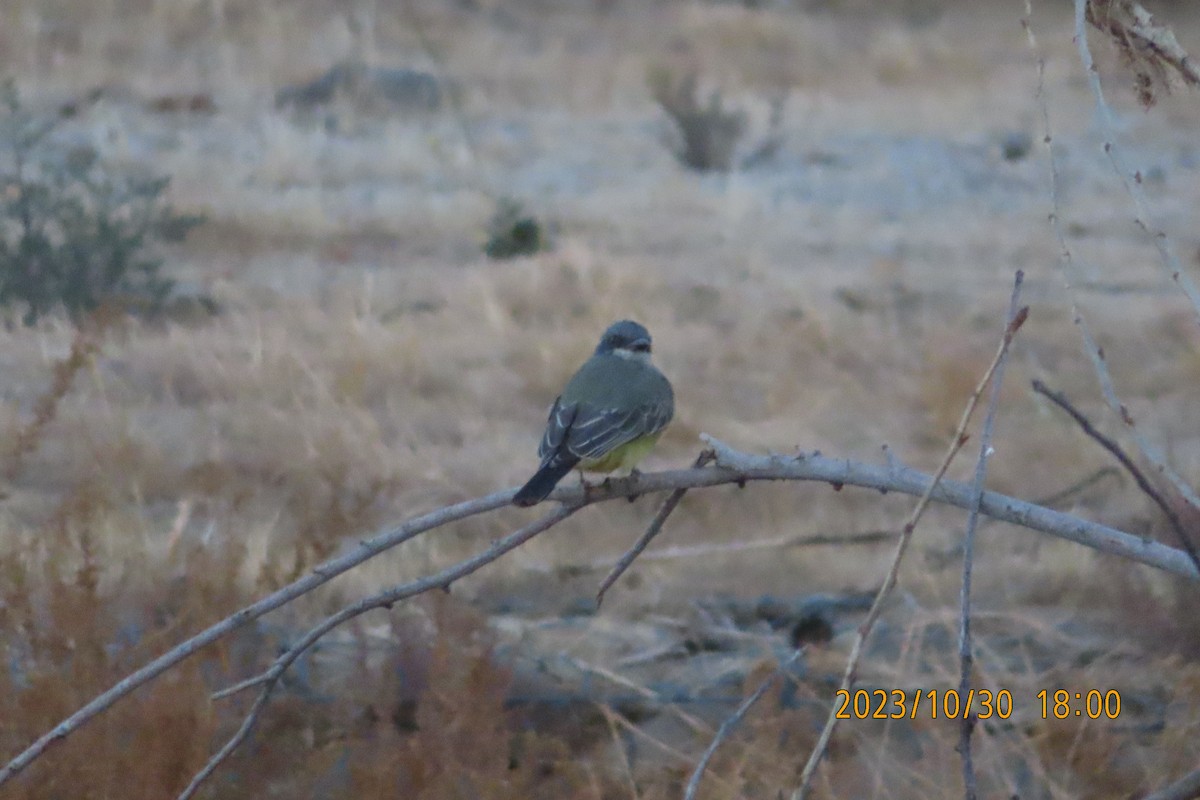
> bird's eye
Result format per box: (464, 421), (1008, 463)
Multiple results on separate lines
(631, 342), (651, 353)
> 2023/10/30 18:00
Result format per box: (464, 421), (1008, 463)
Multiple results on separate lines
(832, 689), (1123, 720)
(834, 689), (1013, 720)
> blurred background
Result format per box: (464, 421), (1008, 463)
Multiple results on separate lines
(2, 1), (1200, 797)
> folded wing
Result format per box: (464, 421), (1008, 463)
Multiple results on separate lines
(539, 400), (671, 463)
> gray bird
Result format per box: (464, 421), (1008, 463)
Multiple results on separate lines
(512, 320), (674, 507)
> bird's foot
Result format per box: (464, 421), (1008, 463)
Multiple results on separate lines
(624, 468), (643, 503)
(585, 471), (643, 502)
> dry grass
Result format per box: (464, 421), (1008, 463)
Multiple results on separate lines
(2, 0), (1200, 797)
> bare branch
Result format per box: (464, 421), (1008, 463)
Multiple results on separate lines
(6, 431), (1198, 784)
(178, 505), (578, 799)
(596, 449), (714, 606)
(1031, 379), (1200, 574)
(694, 437), (1195, 580)
(684, 647), (806, 800)
(958, 271), (1026, 799)
(792, 290), (1029, 799)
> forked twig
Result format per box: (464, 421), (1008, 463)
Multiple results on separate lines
(958, 271), (1026, 799)
(1031, 379), (1200, 574)
(790, 288), (1029, 799)
(0, 489), (522, 785)
(596, 449), (715, 606)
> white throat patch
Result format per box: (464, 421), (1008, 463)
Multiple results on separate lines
(613, 347), (652, 364)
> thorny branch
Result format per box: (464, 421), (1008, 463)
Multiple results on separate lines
(5, 413), (1199, 785)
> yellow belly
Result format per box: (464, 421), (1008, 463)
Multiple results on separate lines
(579, 432), (663, 474)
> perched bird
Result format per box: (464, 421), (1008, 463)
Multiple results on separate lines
(512, 320), (674, 507)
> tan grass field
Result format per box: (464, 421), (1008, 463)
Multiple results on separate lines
(3, 0), (1200, 797)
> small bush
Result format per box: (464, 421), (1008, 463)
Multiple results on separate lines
(649, 68), (748, 172)
(484, 197), (545, 260)
(0, 81), (204, 325)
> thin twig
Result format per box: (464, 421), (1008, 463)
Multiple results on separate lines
(596, 705), (640, 800)
(210, 673), (268, 702)
(1031, 379), (1200, 574)
(1144, 765), (1200, 800)
(604, 705), (699, 767)
(684, 647), (806, 800)
(177, 505), (578, 800)
(957, 271), (1027, 799)
(568, 657), (713, 737)
(596, 449), (714, 606)
(791, 296), (1030, 800)
(1033, 466), (1121, 508)
(601, 701), (748, 798)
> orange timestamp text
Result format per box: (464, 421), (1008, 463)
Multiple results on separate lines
(834, 688), (1013, 721)
(1037, 689), (1122, 719)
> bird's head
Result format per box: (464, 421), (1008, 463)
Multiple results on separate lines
(595, 319), (653, 363)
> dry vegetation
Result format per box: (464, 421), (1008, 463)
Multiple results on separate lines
(2, 0), (1200, 797)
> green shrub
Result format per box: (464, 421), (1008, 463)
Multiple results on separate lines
(0, 81), (204, 325)
(484, 197), (545, 260)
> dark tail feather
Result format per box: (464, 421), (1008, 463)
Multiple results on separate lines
(512, 457), (577, 507)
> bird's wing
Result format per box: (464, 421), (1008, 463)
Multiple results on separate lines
(536, 397), (576, 461)
(566, 400), (671, 461)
